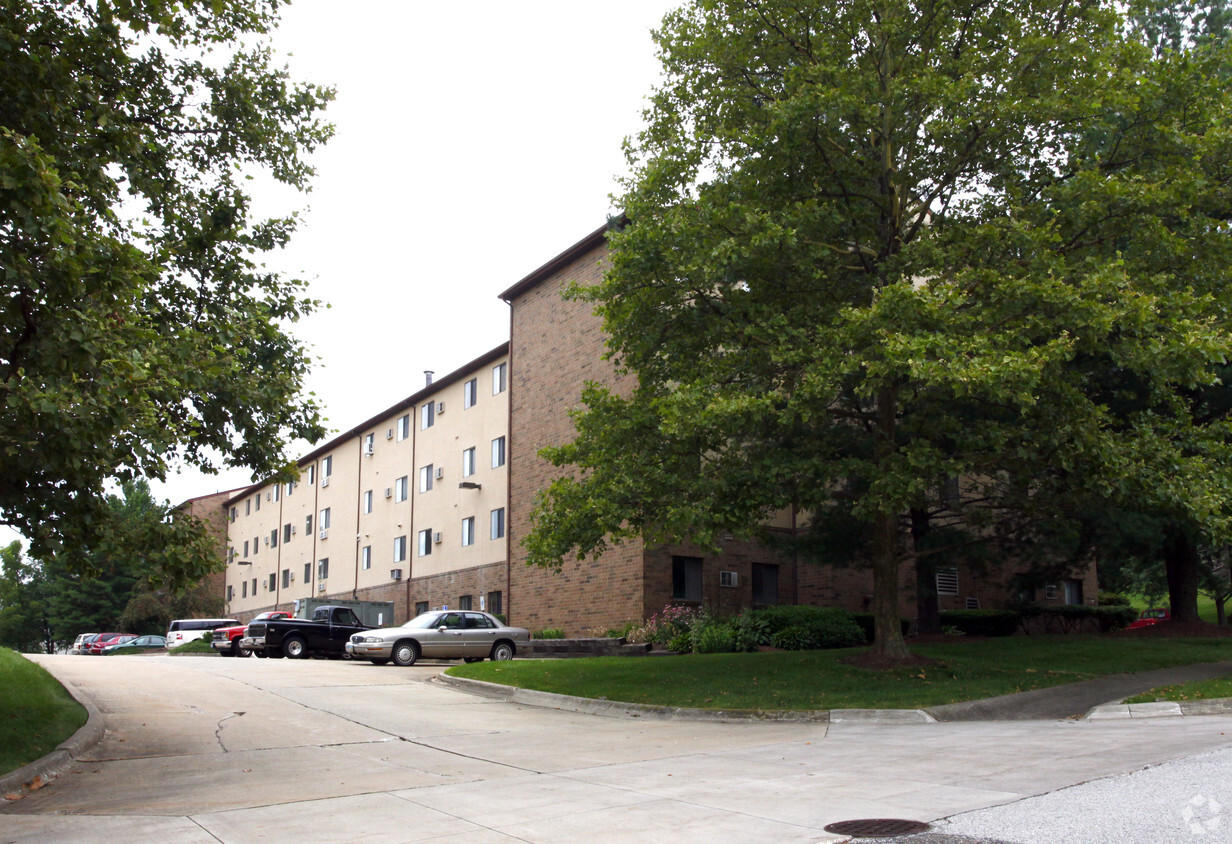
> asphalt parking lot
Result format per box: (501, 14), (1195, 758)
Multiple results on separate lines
(4, 654), (1232, 843)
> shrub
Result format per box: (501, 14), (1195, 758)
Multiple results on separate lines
(751, 606), (865, 650)
(1098, 592), (1131, 607)
(666, 632), (692, 654)
(691, 622), (737, 654)
(534, 629), (565, 640)
(627, 605), (703, 646)
(938, 610), (1021, 637)
(771, 626), (808, 651)
(728, 610), (770, 652)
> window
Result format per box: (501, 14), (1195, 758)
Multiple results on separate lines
(752, 563), (779, 606)
(281, 568), (290, 589)
(486, 591), (502, 617)
(319, 508), (331, 529)
(322, 455), (333, 480)
(245, 499), (251, 516)
(269, 529), (278, 549)
(364, 432), (375, 455)
(227, 585), (233, 602)
(243, 540), (249, 557)
(273, 484), (280, 502)
(462, 447), (476, 477)
(672, 556), (703, 602)
(491, 436), (506, 469)
(490, 507), (505, 540)
(395, 476), (409, 502)
(283, 523), (292, 543)
(307, 464), (315, 486)
(230, 507), (237, 522)
(459, 594), (473, 611)
(304, 562), (311, 584)
(397, 413), (410, 441)
(492, 362), (507, 395)
(286, 481), (294, 497)
(318, 558), (329, 580)
(463, 377), (478, 409)
(415, 601), (429, 616)
(363, 490), (373, 514)
(242, 580), (247, 598)
(305, 514), (313, 535)
(252, 535), (259, 555)
(420, 401), (434, 429)
(268, 573), (276, 592)
(252, 577), (257, 595)
(393, 536), (407, 563)
(362, 545), (372, 570)
(418, 529), (432, 557)
(1063, 579), (1084, 606)
(419, 465), (433, 493)
(254, 493), (260, 511)
(936, 567), (959, 596)
(461, 516), (475, 547)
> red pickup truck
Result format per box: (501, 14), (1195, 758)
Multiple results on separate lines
(211, 611), (293, 656)
(1126, 608), (1171, 630)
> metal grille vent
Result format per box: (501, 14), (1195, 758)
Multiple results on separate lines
(823, 818), (931, 837)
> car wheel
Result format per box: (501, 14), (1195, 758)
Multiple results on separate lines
(229, 640), (244, 658)
(283, 636), (308, 659)
(238, 644), (253, 658)
(391, 640), (419, 667)
(464, 657), (484, 663)
(490, 641), (515, 661)
(253, 649), (267, 658)
(369, 658), (390, 666)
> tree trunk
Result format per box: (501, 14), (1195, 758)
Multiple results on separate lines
(871, 509), (910, 658)
(912, 507), (940, 636)
(1164, 526), (1201, 623)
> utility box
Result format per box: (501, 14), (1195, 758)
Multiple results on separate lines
(293, 598), (395, 628)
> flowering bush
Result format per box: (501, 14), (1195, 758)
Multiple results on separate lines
(627, 605), (703, 647)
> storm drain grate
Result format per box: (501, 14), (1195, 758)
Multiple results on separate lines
(823, 818), (932, 837)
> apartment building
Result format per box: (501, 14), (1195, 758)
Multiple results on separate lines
(223, 344), (510, 623)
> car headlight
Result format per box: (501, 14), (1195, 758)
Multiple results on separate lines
(362, 636), (383, 644)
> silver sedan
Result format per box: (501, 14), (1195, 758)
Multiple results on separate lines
(345, 610), (530, 666)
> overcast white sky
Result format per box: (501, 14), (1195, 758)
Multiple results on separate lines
(140, 0), (679, 510)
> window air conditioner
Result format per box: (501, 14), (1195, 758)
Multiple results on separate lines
(436, 401), (445, 414)
(433, 531), (443, 544)
(720, 571), (739, 588)
(434, 466), (444, 480)
(384, 487), (393, 498)
(365, 442), (374, 456)
(390, 568), (403, 581)
(319, 528), (329, 540)
(386, 428), (394, 439)
(321, 476), (330, 487)
(318, 582), (326, 592)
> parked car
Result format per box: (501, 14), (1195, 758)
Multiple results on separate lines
(103, 634), (167, 653)
(87, 633), (133, 654)
(166, 617), (239, 649)
(345, 610), (529, 666)
(1127, 608), (1171, 629)
(245, 606), (370, 659)
(212, 612), (293, 657)
(70, 633), (99, 655)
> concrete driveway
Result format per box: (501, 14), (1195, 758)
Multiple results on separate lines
(4, 654), (1232, 843)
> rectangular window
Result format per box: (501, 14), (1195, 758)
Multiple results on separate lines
(305, 514), (313, 535)
(362, 545), (372, 570)
(318, 558), (329, 580)
(254, 493), (260, 511)
(461, 516), (475, 547)
(415, 601), (429, 616)
(490, 507), (505, 540)
(227, 585), (233, 602)
(230, 507), (237, 522)
(418, 529), (432, 557)
(252, 577), (257, 595)
(286, 481), (294, 497)
(304, 562), (311, 584)
(486, 591), (503, 617)
(672, 556), (703, 602)
(363, 490), (373, 514)
(395, 476), (409, 502)
(492, 362), (507, 395)
(491, 436), (506, 469)
(283, 523), (292, 543)
(242, 580), (248, 598)
(281, 568), (290, 589)
(393, 536), (407, 563)
(459, 594), (473, 611)
(243, 540), (249, 557)
(320, 508), (331, 529)
(752, 563), (779, 606)
(307, 464), (315, 486)
(253, 535), (259, 555)
(420, 401), (434, 429)
(322, 455), (332, 479)
(364, 432), (375, 455)
(464, 377), (478, 409)
(462, 447), (476, 478)
(268, 573), (276, 592)
(269, 529), (277, 549)
(397, 413), (410, 441)
(1063, 579), (1084, 606)
(273, 484), (280, 502)
(419, 465), (433, 493)
(936, 567), (959, 596)
(245, 499), (251, 516)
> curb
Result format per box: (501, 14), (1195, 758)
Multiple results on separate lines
(1, 674), (105, 801)
(434, 674), (935, 723)
(1085, 698), (1232, 720)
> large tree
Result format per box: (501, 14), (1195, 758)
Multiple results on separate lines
(0, 0), (331, 580)
(525, 0), (1232, 659)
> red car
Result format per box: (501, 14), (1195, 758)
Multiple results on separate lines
(211, 611), (293, 657)
(88, 633), (134, 654)
(1126, 608), (1171, 629)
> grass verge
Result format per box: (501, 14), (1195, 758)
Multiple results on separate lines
(449, 635), (1232, 711)
(1123, 675), (1232, 704)
(0, 649), (87, 777)
(168, 638), (215, 655)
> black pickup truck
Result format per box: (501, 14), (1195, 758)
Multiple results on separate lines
(245, 605), (370, 659)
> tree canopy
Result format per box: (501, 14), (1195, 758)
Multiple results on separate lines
(525, 0), (1232, 658)
(0, 0), (332, 579)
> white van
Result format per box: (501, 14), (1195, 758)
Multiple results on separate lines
(166, 618), (238, 649)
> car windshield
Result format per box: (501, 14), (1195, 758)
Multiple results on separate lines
(403, 612), (470, 630)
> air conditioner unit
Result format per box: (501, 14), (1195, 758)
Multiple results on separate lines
(318, 582), (326, 592)
(291, 526), (296, 535)
(364, 442), (374, 456)
(319, 528), (329, 540)
(266, 492), (272, 501)
(321, 476), (330, 487)
(433, 531), (443, 544)
(434, 466), (444, 480)
(436, 401), (445, 414)
(384, 487), (393, 498)
(386, 428), (394, 439)
(720, 571), (739, 588)
(390, 568), (403, 581)
(263, 536), (269, 546)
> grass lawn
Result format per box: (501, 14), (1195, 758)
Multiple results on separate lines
(1124, 675), (1232, 704)
(0, 649), (87, 777)
(449, 635), (1232, 711)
